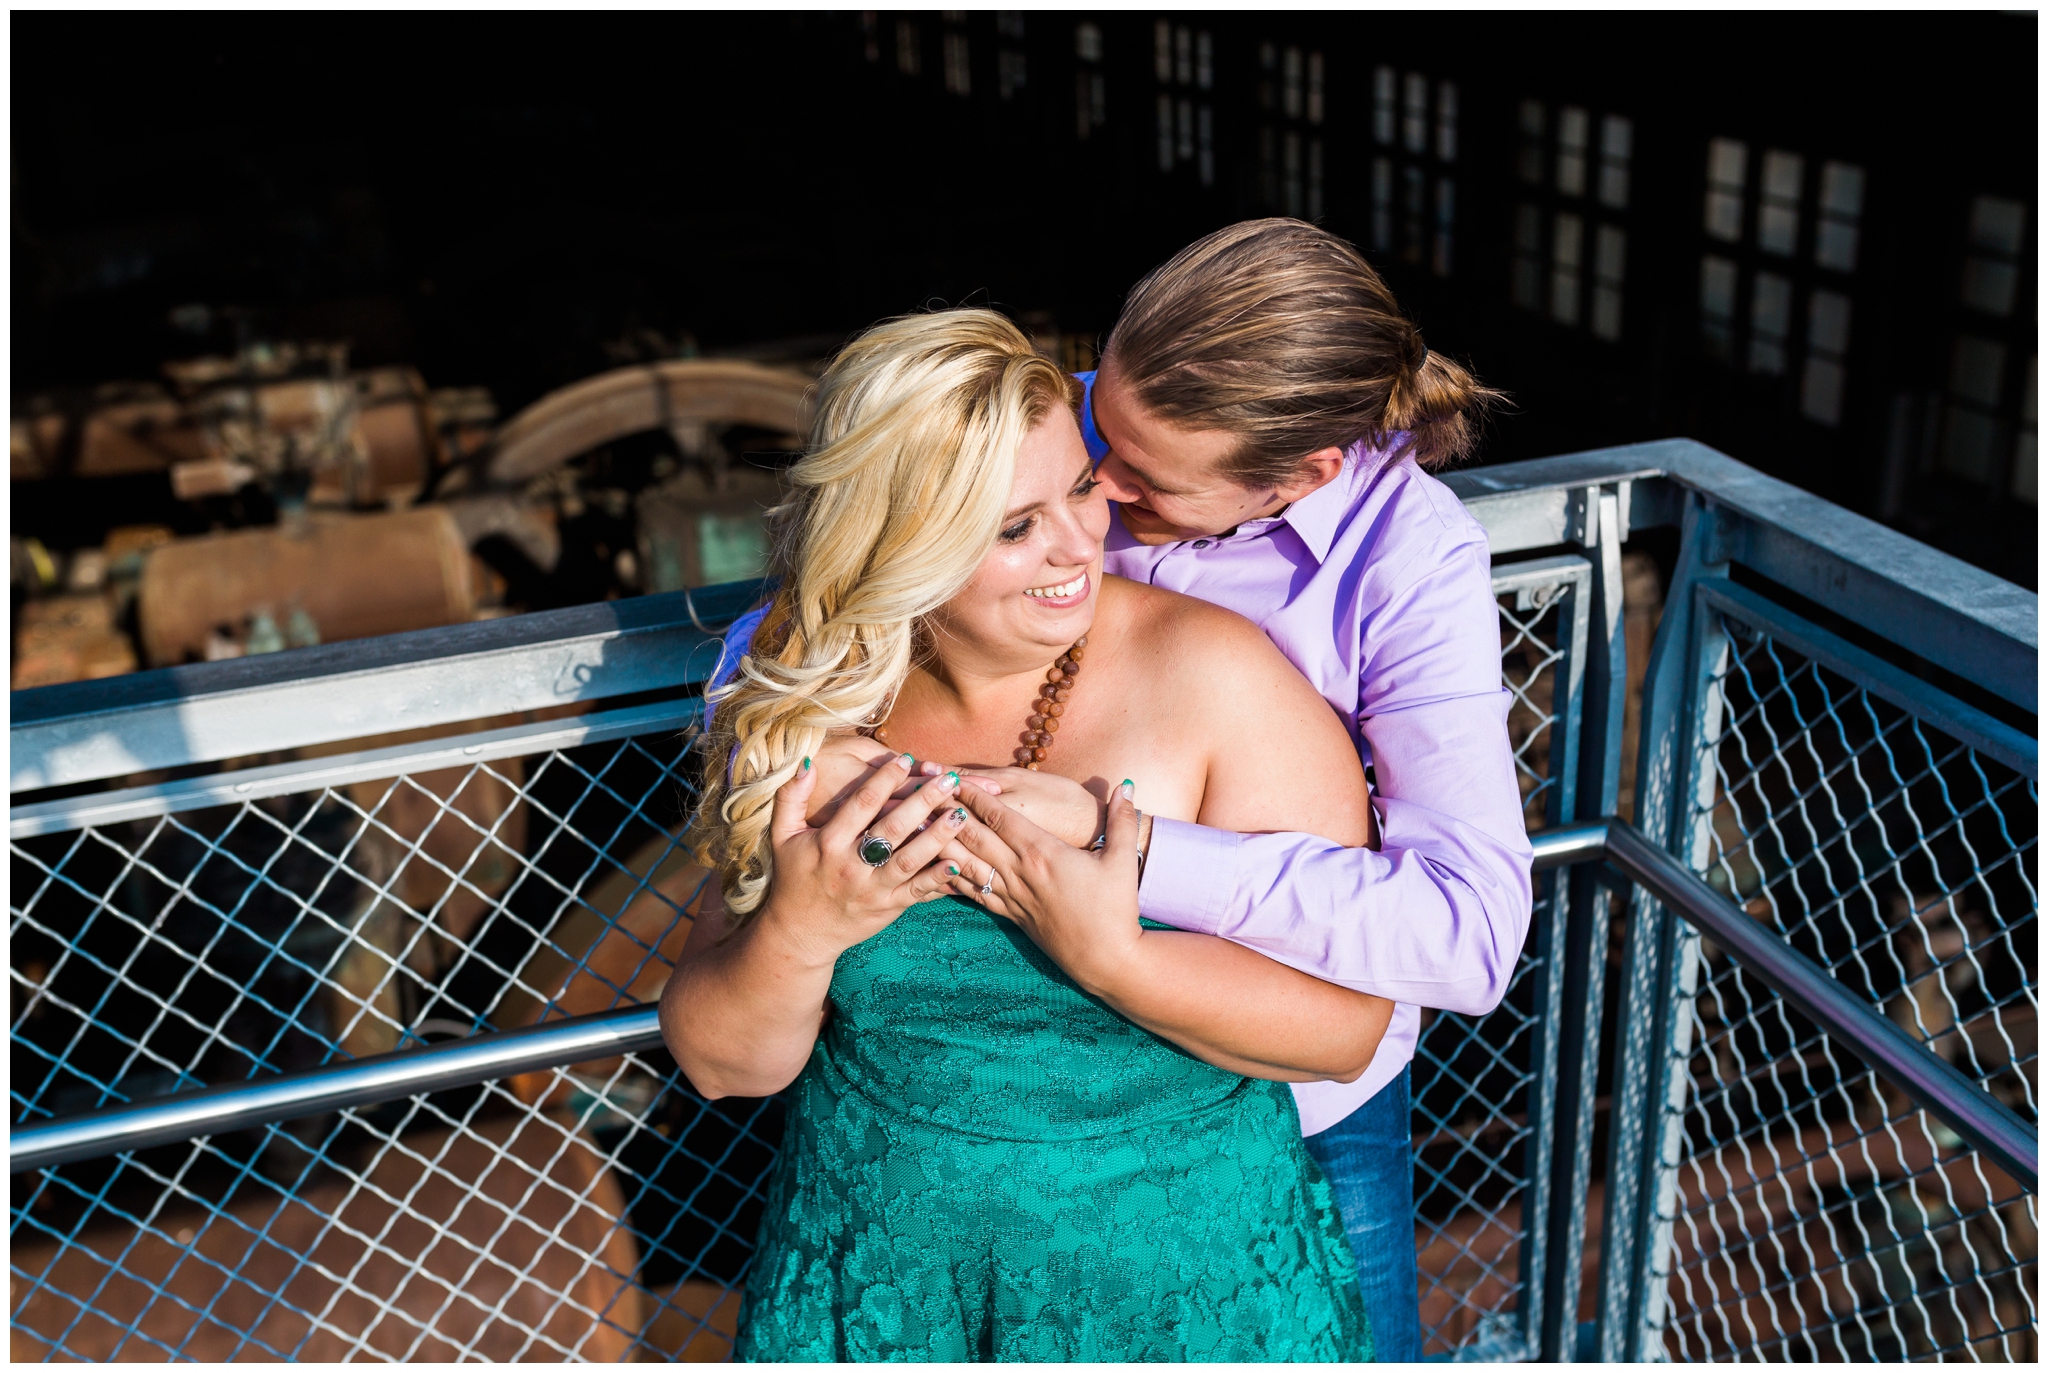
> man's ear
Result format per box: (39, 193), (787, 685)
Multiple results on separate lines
(1269, 446), (1347, 503)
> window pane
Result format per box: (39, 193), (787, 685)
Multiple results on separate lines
(1751, 272), (1792, 337)
(1815, 220), (1860, 273)
(1197, 31), (1214, 89)
(1595, 225), (1626, 284)
(1177, 97), (1194, 160)
(1950, 336), (2009, 408)
(1372, 157), (1392, 252)
(1761, 149), (1803, 201)
(1700, 256), (1739, 321)
(1157, 94), (1174, 171)
(1968, 196), (2027, 255)
(1306, 51), (1324, 124)
(1515, 203), (1543, 254)
(1558, 106), (1589, 151)
(1707, 137), (1747, 189)
(1076, 22), (1102, 62)
(1308, 137), (1323, 219)
(1601, 114), (1632, 160)
(1556, 106), (1588, 196)
(1199, 105), (1215, 187)
(1599, 161), (1630, 210)
(1283, 46), (1303, 118)
(1551, 269), (1582, 326)
(1513, 257), (1543, 310)
(1553, 212), (1584, 268)
(1403, 72), (1428, 153)
(1155, 20), (1172, 82)
(1962, 257), (2020, 316)
(1175, 25), (1193, 85)
(1592, 284), (1623, 341)
(1436, 81), (1458, 161)
(1758, 204), (1799, 256)
(1807, 290), (1852, 356)
(897, 20), (921, 75)
(1819, 161), (1865, 218)
(1801, 357), (1846, 426)
(1375, 66), (1397, 144)
(1750, 272), (1791, 374)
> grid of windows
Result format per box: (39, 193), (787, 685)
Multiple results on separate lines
(1696, 135), (1869, 428)
(1258, 42), (1318, 214)
(1512, 100), (1629, 334)
(1156, 22), (1213, 186)
(1375, 67), (1454, 273)
(1074, 22), (1105, 139)
(1941, 196), (2033, 496)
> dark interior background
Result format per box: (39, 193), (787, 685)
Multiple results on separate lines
(13, 10), (2038, 585)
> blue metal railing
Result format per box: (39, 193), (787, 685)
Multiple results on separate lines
(10, 440), (2036, 1361)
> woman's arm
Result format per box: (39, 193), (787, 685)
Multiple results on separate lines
(659, 755), (965, 1097)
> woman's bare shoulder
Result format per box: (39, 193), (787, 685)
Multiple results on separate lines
(1101, 575), (1294, 684)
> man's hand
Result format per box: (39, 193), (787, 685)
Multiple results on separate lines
(806, 733), (999, 828)
(956, 766), (1104, 850)
(946, 781), (1144, 998)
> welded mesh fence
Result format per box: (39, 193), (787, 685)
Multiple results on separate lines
(1655, 599), (2038, 1360)
(12, 716), (783, 1360)
(1407, 571), (1580, 1358)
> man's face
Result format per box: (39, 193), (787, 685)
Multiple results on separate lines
(1088, 367), (1289, 546)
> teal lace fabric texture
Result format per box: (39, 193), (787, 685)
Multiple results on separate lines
(736, 896), (1373, 1362)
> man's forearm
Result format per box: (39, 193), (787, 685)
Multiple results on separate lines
(1135, 801), (1534, 1015)
(1084, 928), (1391, 1083)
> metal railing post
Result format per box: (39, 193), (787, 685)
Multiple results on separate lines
(1596, 493), (1728, 1360)
(1542, 487), (1630, 1360)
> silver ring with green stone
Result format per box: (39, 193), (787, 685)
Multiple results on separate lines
(858, 832), (894, 868)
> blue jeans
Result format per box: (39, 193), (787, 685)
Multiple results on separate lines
(1303, 1066), (1422, 1362)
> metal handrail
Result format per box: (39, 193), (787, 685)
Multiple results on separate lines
(15, 818), (2034, 1190)
(9, 1005), (664, 1174)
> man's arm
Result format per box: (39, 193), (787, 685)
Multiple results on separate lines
(1139, 530), (1534, 1016)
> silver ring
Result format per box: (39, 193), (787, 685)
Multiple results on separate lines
(979, 868), (994, 897)
(858, 832), (894, 868)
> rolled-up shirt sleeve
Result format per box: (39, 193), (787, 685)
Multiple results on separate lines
(1137, 516), (1536, 1017)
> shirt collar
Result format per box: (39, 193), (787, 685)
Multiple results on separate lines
(1266, 440), (1382, 564)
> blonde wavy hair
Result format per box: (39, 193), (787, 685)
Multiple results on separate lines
(693, 309), (1075, 921)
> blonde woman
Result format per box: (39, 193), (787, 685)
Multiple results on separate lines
(659, 309), (1387, 1361)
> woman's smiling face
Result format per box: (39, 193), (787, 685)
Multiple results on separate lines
(927, 405), (1110, 666)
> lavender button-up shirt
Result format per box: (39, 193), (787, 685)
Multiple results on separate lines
(711, 377), (1535, 1137)
(1080, 376), (1534, 1135)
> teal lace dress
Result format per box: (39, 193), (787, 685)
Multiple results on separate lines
(735, 896), (1373, 1362)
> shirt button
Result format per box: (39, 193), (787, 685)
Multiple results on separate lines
(1192, 539), (1211, 549)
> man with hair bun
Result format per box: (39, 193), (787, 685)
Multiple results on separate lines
(949, 218), (1534, 1360)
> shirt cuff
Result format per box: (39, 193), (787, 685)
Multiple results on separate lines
(1136, 818), (1238, 936)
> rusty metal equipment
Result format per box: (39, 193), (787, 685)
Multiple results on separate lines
(135, 507), (476, 667)
(482, 358), (812, 485)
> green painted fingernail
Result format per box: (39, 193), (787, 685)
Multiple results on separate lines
(947, 863), (961, 876)
(1119, 779), (1135, 799)
(945, 770), (960, 787)
(951, 807), (967, 822)
(901, 752), (915, 766)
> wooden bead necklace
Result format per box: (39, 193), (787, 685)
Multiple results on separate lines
(868, 635), (1087, 772)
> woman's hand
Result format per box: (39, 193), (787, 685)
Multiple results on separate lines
(948, 781), (1145, 997)
(754, 751), (970, 970)
(956, 765), (1105, 849)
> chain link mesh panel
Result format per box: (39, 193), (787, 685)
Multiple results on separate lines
(12, 721), (780, 1360)
(1409, 573), (1579, 1358)
(1654, 600), (2039, 1361)
(12, 562), (1582, 1363)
